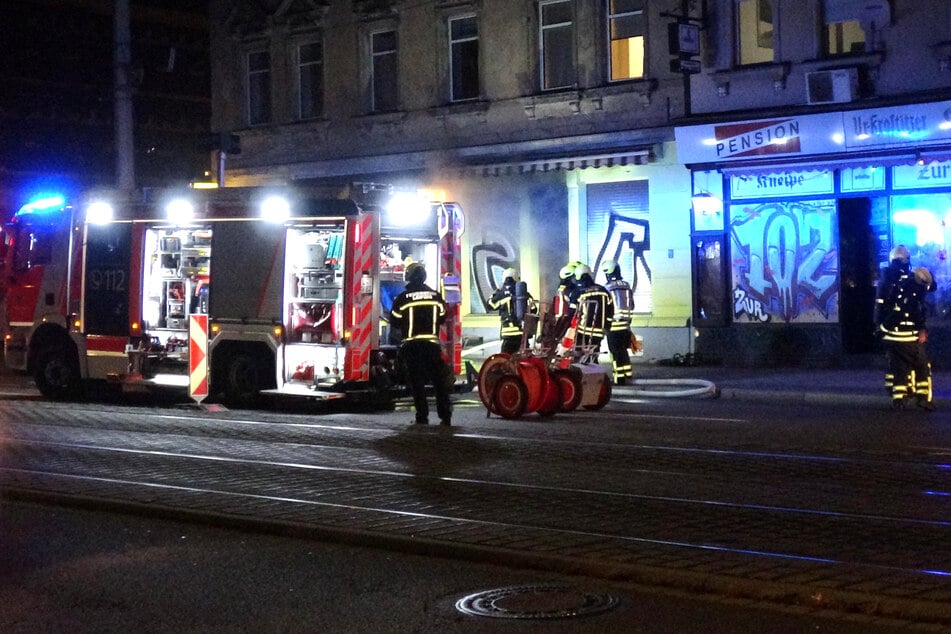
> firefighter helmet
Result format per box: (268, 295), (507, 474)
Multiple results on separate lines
(573, 264), (592, 280)
(915, 267), (933, 287)
(601, 259), (620, 279)
(889, 245), (910, 262)
(502, 267), (519, 282)
(405, 262), (427, 283)
(559, 264), (575, 280)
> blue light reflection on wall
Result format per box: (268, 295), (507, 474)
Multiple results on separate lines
(891, 193), (951, 324)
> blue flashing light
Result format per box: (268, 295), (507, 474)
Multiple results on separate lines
(16, 194), (67, 217)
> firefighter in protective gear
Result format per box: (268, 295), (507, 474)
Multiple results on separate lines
(489, 267), (536, 354)
(552, 264), (576, 319)
(601, 259), (634, 385)
(389, 262), (453, 425)
(569, 264), (613, 363)
(874, 247), (936, 411)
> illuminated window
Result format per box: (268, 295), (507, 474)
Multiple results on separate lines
(608, 0), (645, 81)
(449, 16), (479, 101)
(371, 31), (398, 112)
(298, 41), (323, 120)
(823, 0), (866, 56)
(540, 0), (574, 90)
(736, 0), (774, 66)
(247, 50), (271, 125)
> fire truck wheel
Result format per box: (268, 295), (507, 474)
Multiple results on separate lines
(553, 369), (582, 412)
(491, 375), (528, 420)
(34, 345), (82, 400)
(222, 352), (263, 407)
(583, 376), (612, 410)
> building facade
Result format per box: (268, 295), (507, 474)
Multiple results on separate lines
(209, 0), (951, 367)
(209, 0), (699, 362)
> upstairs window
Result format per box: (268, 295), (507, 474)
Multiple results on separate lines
(608, 0), (645, 81)
(371, 30), (398, 112)
(736, 0), (774, 65)
(298, 41), (323, 120)
(247, 49), (271, 125)
(540, 0), (575, 90)
(449, 15), (480, 101)
(823, 0), (866, 56)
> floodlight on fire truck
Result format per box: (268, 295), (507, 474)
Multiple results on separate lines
(385, 191), (431, 226)
(166, 198), (195, 225)
(85, 201), (114, 225)
(260, 195), (291, 223)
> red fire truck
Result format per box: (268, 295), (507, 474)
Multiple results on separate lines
(0, 187), (466, 407)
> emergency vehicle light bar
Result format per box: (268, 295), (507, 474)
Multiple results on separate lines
(16, 195), (66, 217)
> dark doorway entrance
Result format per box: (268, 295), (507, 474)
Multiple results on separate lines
(838, 197), (877, 354)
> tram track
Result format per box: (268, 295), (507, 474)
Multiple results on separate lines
(3, 398), (951, 624)
(2, 418), (950, 574)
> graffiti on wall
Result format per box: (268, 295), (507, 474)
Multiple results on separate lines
(470, 229), (518, 313)
(730, 199), (839, 323)
(592, 212), (652, 305)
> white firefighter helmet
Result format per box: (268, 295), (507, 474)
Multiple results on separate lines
(889, 245), (910, 262)
(915, 267), (933, 287)
(573, 264), (592, 280)
(404, 262), (427, 283)
(502, 267), (519, 282)
(601, 259), (620, 278)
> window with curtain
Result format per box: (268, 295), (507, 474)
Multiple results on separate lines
(607, 0), (645, 81)
(540, 0), (574, 90)
(736, 0), (774, 65)
(823, 0), (866, 56)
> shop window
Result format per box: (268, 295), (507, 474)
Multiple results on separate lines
(890, 193), (951, 324)
(607, 0), (645, 81)
(586, 180), (652, 313)
(736, 0), (774, 66)
(298, 41), (323, 120)
(449, 15), (479, 102)
(247, 49), (271, 125)
(540, 0), (575, 90)
(730, 199), (838, 324)
(371, 31), (398, 112)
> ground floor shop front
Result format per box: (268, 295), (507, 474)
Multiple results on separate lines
(677, 99), (951, 368)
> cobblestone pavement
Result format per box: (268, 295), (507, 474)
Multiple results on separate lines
(1, 377), (950, 630)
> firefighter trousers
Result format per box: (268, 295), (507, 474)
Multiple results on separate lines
(884, 340), (932, 404)
(606, 329), (632, 384)
(398, 340), (453, 423)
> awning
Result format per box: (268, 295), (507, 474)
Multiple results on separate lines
(458, 150), (650, 177)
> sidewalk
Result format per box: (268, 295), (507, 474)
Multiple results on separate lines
(615, 356), (951, 409)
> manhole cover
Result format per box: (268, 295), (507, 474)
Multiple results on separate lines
(455, 583), (620, 619)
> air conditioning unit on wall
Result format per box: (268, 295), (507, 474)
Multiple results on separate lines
(805, 68), (858, 105)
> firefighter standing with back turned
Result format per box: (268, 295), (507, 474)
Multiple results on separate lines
(874, 245), (937, 411)
(489, 267), (535, 354)
(569, 264), (614, 363)
(601, 259), (634, 385)
(389, 262), (453, 425)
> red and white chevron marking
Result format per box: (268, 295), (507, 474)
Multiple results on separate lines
(189, 314), (209, 403)
(345, 214), (375, 381)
